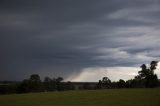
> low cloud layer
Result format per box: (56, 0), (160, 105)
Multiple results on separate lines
(67, 63), (160, 82)
(0, 0), (160, 81)
(66, 67), (140, 82)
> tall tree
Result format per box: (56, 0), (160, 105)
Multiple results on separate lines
(138, 64), (148, 79)
(137, 61), (159, 88)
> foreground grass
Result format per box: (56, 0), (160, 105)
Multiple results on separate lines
(0, 88), (160, 106)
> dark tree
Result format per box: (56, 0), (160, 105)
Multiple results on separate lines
(150, 61), (158, 72)
(117, 79), (126, 88)
(18, 79), (30, 93)
(97, 77), (111, 88)
(56, 77), (64, 91)
(30, 74), (41, 82)
(29, 74), (43, 92)
(44, 77), (54, 91)
(136, 61), (159, 88)
(97, 80), (103, 89)
(56, 77), (64, 82)
(44, 77), (52, 82)
(138, 64), (148, 79)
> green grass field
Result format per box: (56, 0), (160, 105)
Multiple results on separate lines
(0, 89), (160, 106)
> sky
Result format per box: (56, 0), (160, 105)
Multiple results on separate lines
(0, 0), (160, 82)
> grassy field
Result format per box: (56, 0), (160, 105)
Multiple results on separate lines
(0, 88), (160, 106)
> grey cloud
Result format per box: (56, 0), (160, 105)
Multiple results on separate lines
(0, 0), (160, 80)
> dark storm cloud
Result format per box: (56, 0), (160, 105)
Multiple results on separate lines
(0, 0), (160, 80)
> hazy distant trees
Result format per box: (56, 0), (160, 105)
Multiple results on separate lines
(17, 74), (70, 93)
(63, 81), (75, 90)
(44, 76), (66, 91)
(0, 81), (18, 94)
(43, 76), (74, 91)
(18, 74), (43, 93)
(18, 79), (30, 93)
(44, 77), (56, 91)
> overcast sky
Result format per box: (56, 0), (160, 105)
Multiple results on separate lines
(0, 0), (160, 81)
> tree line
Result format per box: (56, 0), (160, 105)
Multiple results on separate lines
(97, 61), (160, 89)
(0, 61), (160, 94)
(0, 75), (74, 94)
